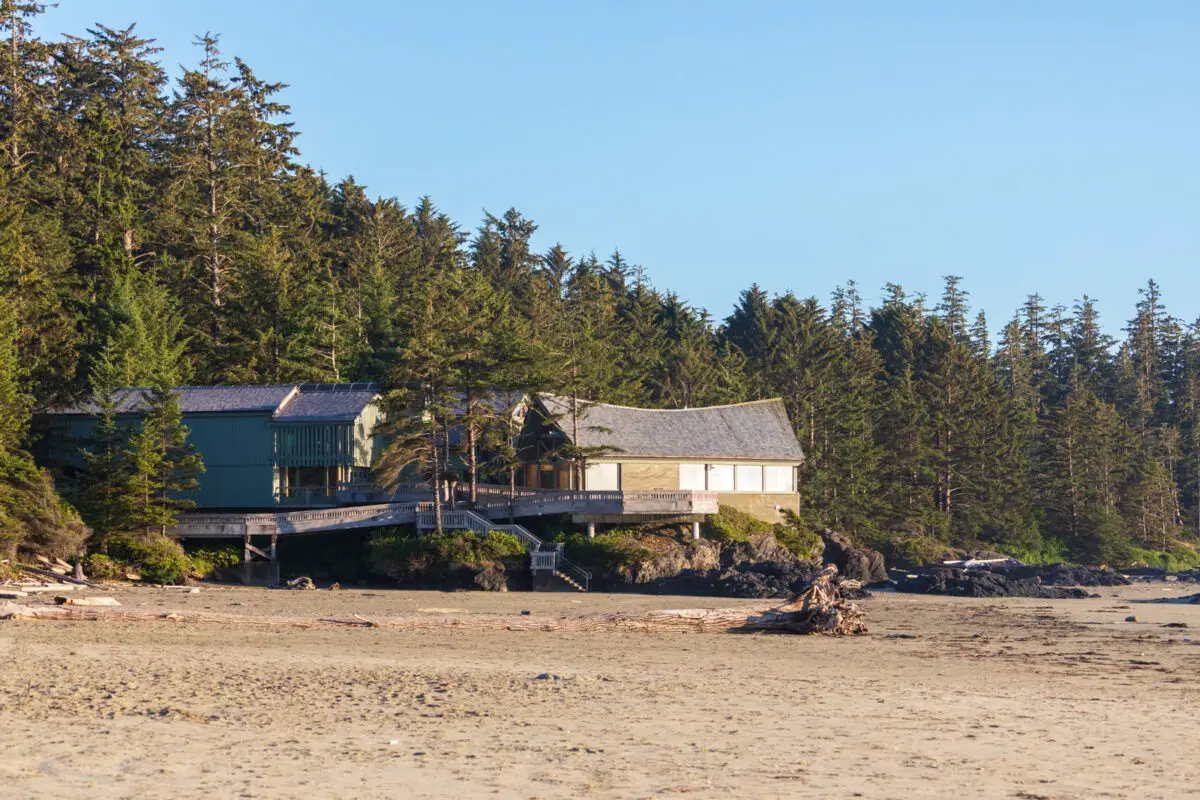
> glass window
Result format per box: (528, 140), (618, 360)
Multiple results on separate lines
(679, 464), (706, 490)
(707, 464), (734, 492)
(763, 465), (794, 492)
(734, 465), (762, 492)
(586, 462), (621, 490)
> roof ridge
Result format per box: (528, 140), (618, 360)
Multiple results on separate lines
(539, 394), (786, 413)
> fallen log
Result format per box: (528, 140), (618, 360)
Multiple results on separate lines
(15, 564), (102, 589)
(0, 566), (866, 635)
(54, 596), (121, 607)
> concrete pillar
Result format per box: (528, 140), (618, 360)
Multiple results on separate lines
(692, 521), (701, 541)
(587, 521), (596, 540)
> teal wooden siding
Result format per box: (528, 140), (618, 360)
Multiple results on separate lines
(273, 423), (355, 467)
(170, 413), (276, 508)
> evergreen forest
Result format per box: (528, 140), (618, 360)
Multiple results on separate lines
(3, 3), (1200, 569)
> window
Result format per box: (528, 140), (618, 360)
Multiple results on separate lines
(707, 464), (734, 491)
(679, 464), (706, 490)
(734, 465), (762, 492)
(586, 462), (620, 490)
(763, 465), (794, 492)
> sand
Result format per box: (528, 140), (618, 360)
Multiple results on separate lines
(1, 583), (1198, 799)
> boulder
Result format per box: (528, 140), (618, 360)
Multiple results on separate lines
(819, 530), (888, 585)
(472, 561), (508, 592)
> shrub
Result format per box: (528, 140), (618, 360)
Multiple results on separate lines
(886, 536), (947, 568)
(560, 530), (652, 574)
(82, 552), (126, 581)
(186, 545), (242, 578)
(774, 513), (823, 560)
(1123, 544), (1200, 573)
(106, 533), (190, 585)
(367, 527), (525, 581)
(702, 505), (772, 543)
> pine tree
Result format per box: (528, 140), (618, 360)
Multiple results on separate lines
(123, 381), (204, 535)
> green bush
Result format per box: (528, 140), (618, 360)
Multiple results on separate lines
(773, 515), (823, 560)
(186, 545), (242, 578)
(560, 530), (652, 574)
(702, 505), (773, 543)
(106, 534), (190, 585)
(367, 527), (525, 580)
(886, 536), (947, 568)
(1123, 544), (1200, 573)
(82, 552), (126, 581)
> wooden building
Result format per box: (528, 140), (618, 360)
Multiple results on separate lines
(38, 384), (382, 510)
(516, 395), (805, 522)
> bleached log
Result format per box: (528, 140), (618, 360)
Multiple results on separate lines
(53, 596), (121, 607)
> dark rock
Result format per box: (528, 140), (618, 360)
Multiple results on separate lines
(473, 562), (508, 592)
(894, 567), (1091, 599)
(819, 529), (889, 585)
(994, 563), (1129, 587)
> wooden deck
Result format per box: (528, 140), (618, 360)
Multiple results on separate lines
(171, 489), (718, 539)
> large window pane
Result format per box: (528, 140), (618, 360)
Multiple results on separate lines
(586, 462), (621, 490)
(734, 465), (762, 492)
(763, 465), (794, 492)
(707, 464), (734, 492)
(679, 463), (706, 490)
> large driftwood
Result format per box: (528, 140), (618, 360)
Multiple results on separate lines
(15, 564), (101, 588)
(0, 566), (866, 635)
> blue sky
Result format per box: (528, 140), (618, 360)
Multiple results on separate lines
(38, 1), (1200, 334)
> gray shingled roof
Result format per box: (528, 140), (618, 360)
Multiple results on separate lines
(535, 395), (805, 462)
(42, 384), (379, 420)
(275, 388), (378, 421)
(44, 385), (299, 415)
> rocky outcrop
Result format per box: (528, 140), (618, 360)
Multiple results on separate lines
(819, 530), (888, 585)
(615, 539), (721, 585)
(894, 568), (1093, 599)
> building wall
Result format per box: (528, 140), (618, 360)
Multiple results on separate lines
(592, 458), (800, 523)
(179, 413), (276, 508)
(715, 492), (799, 523)
(617, 462), (677, 491)
(354, 400), (383, 467)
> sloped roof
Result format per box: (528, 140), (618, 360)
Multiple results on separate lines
(44, 385), (299, 415)
(275, 387), (378, 422)
(534, 395), (804, 462)
(42, 383), (379, 421)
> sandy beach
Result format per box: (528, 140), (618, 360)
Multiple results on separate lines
(2, 583), (1198, 799)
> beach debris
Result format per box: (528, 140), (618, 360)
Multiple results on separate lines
(0, 591), (28, 599)
(0, 566), (868, 635)
(1125, 615), (1139, 622)
(1163, 622), (1188, 628)
(55, 596), (120, 607)
(285, 576), (315, 590)
(329, 583), (341, 591)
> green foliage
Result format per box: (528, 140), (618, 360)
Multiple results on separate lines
(702, 504), (773, 543)
(82, 553), (126, 581)
(366, 527), (524, 580)
(774, 512), (824, 560)
(0, 451), (89, 561)
(123, 381), (205, 534)
(558, 529), (653, 574)
(186, 545), (242, 578)
(106, 533), (190, 584)
(1123, 544), (1200, 573)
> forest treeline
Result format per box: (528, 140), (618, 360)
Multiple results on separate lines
(2, 3), (1199, 566)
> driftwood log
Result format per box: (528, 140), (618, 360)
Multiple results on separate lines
(0, 566), (866, 636)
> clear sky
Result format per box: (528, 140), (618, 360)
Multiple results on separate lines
(37, 1), (1200, 334)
